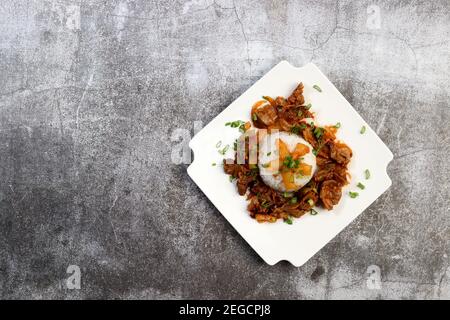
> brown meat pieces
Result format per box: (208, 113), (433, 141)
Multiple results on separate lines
(330, 141), (353, 165)
(275, 96), (288, 108)
(287, 83), (305, 105)
(314, 163), (348, 185)
(279, 105), (313, 128)
(314, 140), (351, 209)
(223, 160), (257, 196)
(320, 180), (342, 210)
(302, 127), (318, 149)
(222, 82), (353, 221)
(245, 180), (315, 221)
(255, 103), (278, 127)
(251, 83), (312, 132)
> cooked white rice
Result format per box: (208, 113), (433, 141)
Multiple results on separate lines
(258, 131), (316, 192)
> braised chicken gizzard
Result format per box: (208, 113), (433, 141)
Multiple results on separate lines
(224, 83), (352, 223)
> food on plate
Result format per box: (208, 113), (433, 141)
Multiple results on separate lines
(258, 132), (316, 192)
(223, 83), (353, 223)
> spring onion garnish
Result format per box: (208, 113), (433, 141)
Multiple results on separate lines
(252, 113), (257, 121)
(290, 197), (298, 204)
(365, 169), (371, 180)
(349, 191), (359, 198)
(307, 199), (314, 206)
(357, 182), (365, 190)
(360, 125), (366, 134)
(283, 156), (300, 169)
(312, 143), (323, 157)
(261, 200), (270, 208)
(283, 192), (293, 198)
(233, 140), (237, 151)
(304, 103), (312, 110)
(284, 217), (293, 225)
(229, 175), (235, 182)
(290, 126), (300, 134)
(225, 120), (245, 128)
(267, 152), (271, 156)
(313, 85), (322, 92)
(218, 145), (229, 155)
(310, 209), (318, 215)
(216, 141), (222, 148)
(262, 163), (270, 168)
(212, 163), (216, 166)
(335, 122), (341, 129)
(314, 127), (324, 139)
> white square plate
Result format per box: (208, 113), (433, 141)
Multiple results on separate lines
(187, 61), (393, 266)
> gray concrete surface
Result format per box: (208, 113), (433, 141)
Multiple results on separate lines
(0, 0), (449, 300)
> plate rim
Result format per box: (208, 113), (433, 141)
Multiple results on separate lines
(187, 60), (393, 266)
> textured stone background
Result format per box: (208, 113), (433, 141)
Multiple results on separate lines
(0, 0), (449, 300)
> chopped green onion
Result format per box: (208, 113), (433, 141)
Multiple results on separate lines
(310, 209), (318, 215)
(233, 121), (244, 128)
(291, 123), (307, 135)
(335, 122), (341, 129)
(312, 144), (323, 157)
(365, 169), (371, 180)
(283, 156), (300, 169)
(304, 103), (312, 110)
(290, 126), (300, 134)
(250, 167), (259, 176)
(226, 120), (245, 128)
(349, 191), (359, 198)
(212, 163), (216, 166)
(262, 96), (272, 101)
(290, 197), (298, 204)
(360, 126), (366, 134)
(314, 127), (324, 139)
(267, 152), (271, 156)
(229, 175), (235, 182)
(218, 145), (229, 155)
(252, 113), (257, 121)
(307, 199), (314, 206)
(261, 200), (271, 208)
(284, 217), (293, 225)
(283, 192), (293, 198)
(216, 141), (222, 148)
(313, 85), (322, 92)
(357, 182), (365, 190)
(262, 163), (270, 168)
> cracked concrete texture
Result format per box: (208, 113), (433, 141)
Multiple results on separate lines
(0, 0), (449, 300)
